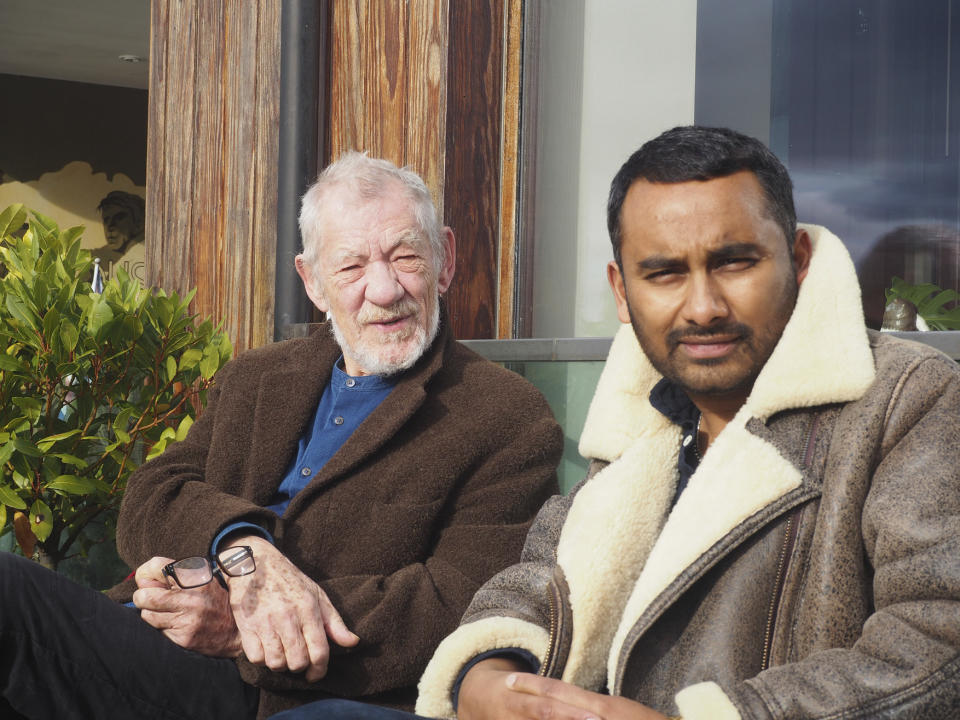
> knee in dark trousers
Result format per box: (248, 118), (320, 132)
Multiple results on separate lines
(0, 551), (258, 720)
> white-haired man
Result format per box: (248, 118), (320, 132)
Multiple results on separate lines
(0, 153), (562, 719)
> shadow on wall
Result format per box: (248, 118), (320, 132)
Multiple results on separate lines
(0, 161), (146, 284)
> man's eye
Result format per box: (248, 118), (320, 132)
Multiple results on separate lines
(716, 258), (757, 270)
(645, 269), (680, 281)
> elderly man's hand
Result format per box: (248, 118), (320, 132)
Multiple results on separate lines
(133, 556), (242, 657)
(459, 659), (670, 720)
(225, 535), (359, 682)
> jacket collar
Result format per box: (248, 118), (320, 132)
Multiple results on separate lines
(249, 302), (452, 508)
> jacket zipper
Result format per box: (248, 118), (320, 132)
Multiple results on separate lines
(761, 512), (799, 669)
(539, 568), (572, 678)
(760, 413), (820, 669)
(539, 580), (560, 677)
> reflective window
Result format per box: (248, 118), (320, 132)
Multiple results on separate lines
(524, 0), (960, 335)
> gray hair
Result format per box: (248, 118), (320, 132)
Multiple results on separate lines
(298, 151), (444, 273)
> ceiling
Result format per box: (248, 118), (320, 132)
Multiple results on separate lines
(0, 0), (150, 90)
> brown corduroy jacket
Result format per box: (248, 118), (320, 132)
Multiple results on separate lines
(110, 317), (562, 717)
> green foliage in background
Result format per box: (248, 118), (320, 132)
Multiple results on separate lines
(885, 276), (960, 331)
(0, 204), (231, 570)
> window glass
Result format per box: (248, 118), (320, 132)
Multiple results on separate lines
(525, 0), (960, 335)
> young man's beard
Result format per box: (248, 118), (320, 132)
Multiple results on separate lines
(627, 277), (799, 399)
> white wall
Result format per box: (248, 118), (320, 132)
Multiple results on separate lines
(530, 0), (699, 338)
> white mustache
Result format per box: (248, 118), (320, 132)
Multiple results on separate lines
(357, 300), (420, 325)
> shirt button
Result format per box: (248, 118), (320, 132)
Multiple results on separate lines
(300, 467), (312, 477)
(346, 378), (356, 388)
(334, 416), (345, 425)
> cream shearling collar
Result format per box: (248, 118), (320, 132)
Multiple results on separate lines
(579, 224), (875, 462)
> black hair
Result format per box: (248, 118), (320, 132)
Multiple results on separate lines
(606, 126), (796, 267)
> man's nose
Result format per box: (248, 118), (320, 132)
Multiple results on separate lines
(364, 260), (405, 306)
(682, 274), (729, 326)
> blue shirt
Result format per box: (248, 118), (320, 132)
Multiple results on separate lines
(212, 359), (395, 551)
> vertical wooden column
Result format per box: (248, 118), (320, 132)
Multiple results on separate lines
(327, 0), (510, 339)
(327, 0), (450, 213)
(146, 0), (281, 352)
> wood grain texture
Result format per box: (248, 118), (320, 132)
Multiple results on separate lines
(497, 0), (524, 338)
(146, 0), (281, 352)
(326, 0), (504, 339)
(405, 0), (449, 215)
(442, 0), (503, 339)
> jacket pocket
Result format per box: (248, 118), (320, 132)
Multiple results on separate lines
(540, 565), (574, 679)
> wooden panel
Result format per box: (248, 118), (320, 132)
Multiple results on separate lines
(146, 0), (281, 352)
(251, 2), (282, 346)
(328, 0), (409, 166)
(442, 0), (504, 339)
(405, 0), (449, 214)
(326, 0), (512, 338)
(497, 0), (523, 338)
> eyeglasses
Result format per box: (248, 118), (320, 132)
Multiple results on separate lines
(162, 545), (256, 589)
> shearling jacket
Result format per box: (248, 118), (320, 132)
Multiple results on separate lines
(416, 227), (960, 719)
(112, 315), (562, 718)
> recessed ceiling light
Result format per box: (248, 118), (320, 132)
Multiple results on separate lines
(118, 54), (146, 63)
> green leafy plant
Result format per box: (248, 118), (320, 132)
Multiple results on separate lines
(0, 204), (231, 570)
(884, 276), (960, 331)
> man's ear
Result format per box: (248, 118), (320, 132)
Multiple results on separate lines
(295, 255), (329, 313)
(792, 228), (813, 285)
(607, 260), (632, 324)
(437, 227), (456, 294)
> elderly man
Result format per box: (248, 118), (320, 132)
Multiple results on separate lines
(0, 153), (561, 719)
(402, 126), (959, 720)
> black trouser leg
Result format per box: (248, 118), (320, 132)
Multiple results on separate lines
(0, 551), (259, 720)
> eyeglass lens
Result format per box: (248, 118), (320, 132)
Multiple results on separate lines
(217, 546), (255, 577)
(169, 556), (213, 588)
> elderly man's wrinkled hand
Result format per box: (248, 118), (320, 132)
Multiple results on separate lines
(133, 556), (242, 657)
(226, 536), (359, 682)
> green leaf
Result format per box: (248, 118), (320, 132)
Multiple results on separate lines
(0, 353), (27, 372)
(11, 470), (30, 489)
(12, 437), (43, 457)
(46, 475), (97, 496)
(0, 484), (27, 509)
(146, 426), (177, 460)
(113, 407), (134, 436)
(5, 294), (39, 331)
(175, 415), (194, 441)
(49, 452), (88, 468)
(59, 320), (79, 352)
(36, 429), (82, 452)
(86, 295), (114, 335)
(178, 348), (203, 371)
(199, 348), (219, 379)
(29, 499), (53, 542)
(0, 440), (13, 466)
(0, 204), (28, 237)
(12, 397), (42, 422)
(0, 503), (6, 533)
(165, 355), (177, 383)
